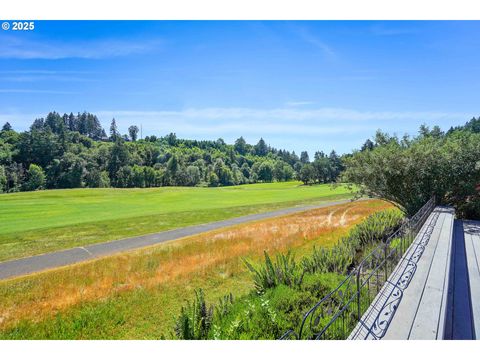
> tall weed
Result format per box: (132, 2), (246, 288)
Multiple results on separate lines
(243, 251), (304, 294)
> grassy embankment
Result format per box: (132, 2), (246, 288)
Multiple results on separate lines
(0, 199), (394, 339)
(0, 182), (353, 261)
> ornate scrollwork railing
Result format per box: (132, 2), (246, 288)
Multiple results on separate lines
(280, 196), (436, 340)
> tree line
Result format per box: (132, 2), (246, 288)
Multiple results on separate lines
(0, 111), (344, 193)
(344, 116), (480, 219)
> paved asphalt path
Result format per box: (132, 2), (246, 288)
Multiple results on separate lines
(0, 199), (354, 280)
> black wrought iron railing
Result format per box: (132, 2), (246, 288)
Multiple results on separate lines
(280, 196), (436, 340)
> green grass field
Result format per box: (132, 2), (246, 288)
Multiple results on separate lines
(0, 182), (352, 261)
(0, 199), (390, 339)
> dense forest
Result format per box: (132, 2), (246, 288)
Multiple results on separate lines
(0, 112), (344, 193)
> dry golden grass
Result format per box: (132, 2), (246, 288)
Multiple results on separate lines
(0, 199), (393, 331)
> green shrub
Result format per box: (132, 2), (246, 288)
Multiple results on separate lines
(207, 273), (345, 340)
(174, 289), (213, 340)
(301, 241), (354, 275)
(342, 128), (480, 219)
(215, 293), (234, 319)
(23, 164), (46, 191)
(301, 209), (403, 275)
(349, 209), (404, 246)
(243, 250), (304, 294)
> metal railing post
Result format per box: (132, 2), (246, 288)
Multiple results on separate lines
(384, 244), (388, 282)
(356, 265), (361, 321)
(400, 230), (404, 255)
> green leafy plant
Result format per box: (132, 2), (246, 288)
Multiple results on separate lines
(174, 289), (213, 340)
(243, 251), (304, 294)
(349, 209), (404, 246)
(302, 209), (403, 275)
(302, 241), (355, 275)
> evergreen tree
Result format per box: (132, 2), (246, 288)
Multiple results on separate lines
(110, 118), (119, 141)
(165, 154), (179, 185)
(108, 138), (130, 183)
(360, 139), (375, 151)
(45, 112), (64, 134)
(300, 151), (310, 163)
(234, 136), (247, 155)
(67, 113), (76, 131)
(167, 154), (179, 174)
(30, 118), (45, 131)
(464, 116), (480, 133)
(254, 138), (268, 156)
(166, 133), (177, 146)
(314, 151), (325, 160)
(1, 122), (12, 132)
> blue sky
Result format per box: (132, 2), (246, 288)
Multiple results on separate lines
(0, 21), (479, 155)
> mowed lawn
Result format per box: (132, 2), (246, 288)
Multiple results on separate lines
(0, 182), (352, 261)
(0, 199), (393, 339)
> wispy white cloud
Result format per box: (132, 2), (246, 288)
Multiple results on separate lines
(99, 107), (464, 122)
(0, 70), (96, 83)
(0, 36), (162, 60)
(0, 75), (97, 83)
(95, 107), (467, 135)
(2, 107), (466, 130)
(97, 111), (368, 136)
(289, 25), (336, 59)
(0, 107), (468, 154)
(0, 70), (93, 74)
(0, 89), (77, 94)
(285, 101), (315, 107)
(339, 75), (376, 81)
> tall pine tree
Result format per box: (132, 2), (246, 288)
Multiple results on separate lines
(110, 118), (119, 141)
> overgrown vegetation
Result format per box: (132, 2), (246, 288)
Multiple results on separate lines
(173, 208), (404, 339)
(343, 118), (480, 219)
(174, 289), (214, 340)
(301, 209), (402, 275)
(243, 251), (304, 294)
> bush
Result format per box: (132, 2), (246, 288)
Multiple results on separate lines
(301, 209), (403, 274)
(174, 289), (213, 340)
(349, 208), (404, 246)
(204, 273), (345, 340)
(342, 129), (480, 219)
(23, 164), (46, 191)
(0, 165), (6, 193)
(243, 251), (304, 294)
(302, 242), (355, 275)
(85, 169), (110, 188)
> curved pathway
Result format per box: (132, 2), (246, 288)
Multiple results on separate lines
(0, 199), (354, 280)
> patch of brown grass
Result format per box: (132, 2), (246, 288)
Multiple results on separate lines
(0, 199), (393, 330)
